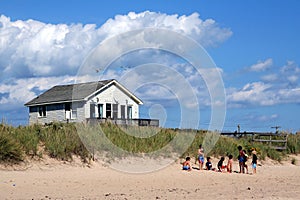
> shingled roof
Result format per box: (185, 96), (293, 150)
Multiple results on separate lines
(25, 79), (119, 106)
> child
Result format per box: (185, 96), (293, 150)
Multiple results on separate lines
(217, 157), (226, 172)
(182, 157), (191, 171)
(205, 157), (215, 171)
(243, 150), (249, 174)
(252, 150), (258, 174)
(227, 155), (233, 173)
(197, 144), (204, 170)
(237, 146), (245, 173)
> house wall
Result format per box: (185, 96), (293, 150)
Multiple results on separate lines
(28, 102), (85, 125)
(27, 84), (141, 125)
(86, 84), (140, 119)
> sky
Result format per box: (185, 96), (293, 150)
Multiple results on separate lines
(0, 0), (299, 133)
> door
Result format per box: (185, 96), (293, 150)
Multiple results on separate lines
(113, 104), (118, 119)
(65, 103), (71, 119)
(98, 104), (103, 119)
(106, 103), (111, 119)
(127, 106), (132, 119)
(90, 104), (95, 118)
(121, 105), (125, 119)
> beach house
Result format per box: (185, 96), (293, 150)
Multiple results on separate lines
(25, 79), (158, 126)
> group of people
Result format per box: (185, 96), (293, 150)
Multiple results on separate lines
(182, 145), (258, 174)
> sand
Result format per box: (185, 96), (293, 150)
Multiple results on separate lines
(1, 156), (300, 200)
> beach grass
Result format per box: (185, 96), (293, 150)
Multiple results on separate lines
(0, 122), (299, 164)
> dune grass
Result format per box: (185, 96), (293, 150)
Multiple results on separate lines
(0, 122), (299, 164)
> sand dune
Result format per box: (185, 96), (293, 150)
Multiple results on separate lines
(1, 156), (300, 199)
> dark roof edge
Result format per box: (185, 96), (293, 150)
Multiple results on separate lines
(24, 99), (84, 107)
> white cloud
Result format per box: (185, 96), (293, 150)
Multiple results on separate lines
(280, 60), (300, 73)
(287, 75), (298, 83)
(227, 82), (275, 106)
(278, 88), (300, 103)
(227, 82), (300, 107)
(0, 76), (77, 111)
(257, 114), (278, 122)
(261, 74), (278, 82)
(0, 11), (232, 118)
(243, 113), (279, 123)
(100, 12), (232, 47)
(0, 12), (232, 80)
(248, 58), (273, 72)
(228, 60), (300, 107)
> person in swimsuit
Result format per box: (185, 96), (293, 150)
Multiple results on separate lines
(182, 157), (191, 171)
(205, 157), (216, 171)
(226, 155), (233, 173)
(238, 146), (245, 173)
(197, 144), (204, 170)
(243, 150), (249, 174)
(252, 150), (258, 174)
(217, 156), (226, 172)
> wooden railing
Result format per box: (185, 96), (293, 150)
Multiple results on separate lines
(221, 131), (288, 150)
(86, 118), (159, 127)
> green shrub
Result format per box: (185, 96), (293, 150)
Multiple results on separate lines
(0, 131), (23, 163)
(13, 126), (39, 156)
(41, 123), (89, 161)
(287, 134), (300, 154)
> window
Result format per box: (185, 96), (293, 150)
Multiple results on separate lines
(38, 105), (46, 117)
(106, 103), (112, 118)
(29, 106), (37, 113)
(121, 105), (125, 119)
(65, 103), (77, 119)
(127, 106), (132, 119)
(65, 103), (71, 111)
(90, 103), (96, 118)
(71, 108), (77, 119)
(113, 104), (118, 119)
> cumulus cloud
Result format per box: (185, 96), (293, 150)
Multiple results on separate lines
(101, 12), (232, 47)
(227, 59), (300, 108)
(0, 76), (77, 112)
(261, 73), (278, 82)
(0, 11), (232, 122)
(0, 11), (231, 80)
(243, 113), (279, 123)
(227, 82), (275, 106)
(227, 82), (300, 107)
(0, 15), (101, 79)
(247, 58), (273, 72)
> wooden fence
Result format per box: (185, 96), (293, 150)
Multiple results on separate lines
(221, 131), (288, 150)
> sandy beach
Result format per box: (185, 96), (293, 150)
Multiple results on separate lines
(1, 156), (300, 200)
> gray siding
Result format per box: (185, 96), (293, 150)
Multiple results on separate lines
(72, 102), (85, 123)
(28, 102), (85, 125)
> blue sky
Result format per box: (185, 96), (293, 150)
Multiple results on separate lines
(0, 0), (299, 133)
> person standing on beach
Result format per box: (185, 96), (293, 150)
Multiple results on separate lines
(252, 150), (258, 174)
(227, 155), (233, 173)
(197, 144), (204, 170)
(243, 150), (249, 174)
(238, 146), (245, 173)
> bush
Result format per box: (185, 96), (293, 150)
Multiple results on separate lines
(287, 134), (300, 154)
(40, 123), (90, 161)
(0, 130), (23, 163)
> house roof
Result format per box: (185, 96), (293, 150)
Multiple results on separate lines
(25, 79), (143, 106)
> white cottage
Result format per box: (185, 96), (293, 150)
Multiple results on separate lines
(25, 79), (158, 126)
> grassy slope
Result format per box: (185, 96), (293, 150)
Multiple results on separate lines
(1, 122), (300, 164)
